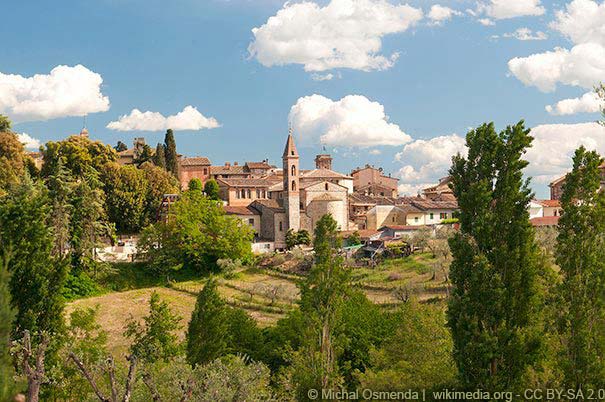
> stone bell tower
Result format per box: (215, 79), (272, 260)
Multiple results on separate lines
(282, 128), (300, 231)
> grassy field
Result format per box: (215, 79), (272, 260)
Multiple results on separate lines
(67, 252), (449, 355)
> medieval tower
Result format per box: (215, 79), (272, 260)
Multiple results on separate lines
(282, 129), (300, 232)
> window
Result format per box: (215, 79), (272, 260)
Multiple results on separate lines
(248, 218), (254, 225)
(291, 165), (296, 176)
(429, 213), (434, 220)
(292, 180), (296, 191)
(203, 168), (208, 175)
(414, 217), (419, 223)
(440, 212), (448, 220)
(279, 221), (283, 231)
(247, 189), (251, 198)
(240, 189), (246, 198)
(325, 183), (329, 190)
(256, 189), (261, 198)
(392, 217), (395, 222)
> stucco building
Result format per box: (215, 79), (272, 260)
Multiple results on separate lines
(351, 165), (399, 197)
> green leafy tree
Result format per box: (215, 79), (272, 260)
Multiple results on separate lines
(358, 302), (457, 392)
(187, 279), (230, 366)
(102, 162), (148, 233)
(556, 146), (605, 389)
(0, 247), (15, 400)
(140, 161), (179, 224)
(45, 160), (74, 256)
(203, 179), (220, 200)
(114, 141), (128, 152)
(286, 229), (312, 249)
(134, 143), (153, 166)
(41, 136), (117, 179)
(125, 292), (182, 364)
(188, 178), (203, 192)
(153, 142), (166, 169)
(163, 129), (178, 178)
(447, 121), (546, 391)
(139, 190), (253, 273)
(0, 127), (27, 194)
(292, 214), (350, 396)
(0, 180), (67, 337)
(55, 306), (108, 401)
(0, 114), (11, 132)
(69, 170), (113, 274)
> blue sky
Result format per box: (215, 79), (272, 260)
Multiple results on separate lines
(2, 0), (604, 197)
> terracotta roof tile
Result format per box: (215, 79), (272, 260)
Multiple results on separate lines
(223, 205), (259, 215)
(180, 157), (211, 166)
(217, 178), (272, 187)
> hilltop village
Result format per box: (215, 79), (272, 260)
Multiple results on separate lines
(78, 127), (570, 252)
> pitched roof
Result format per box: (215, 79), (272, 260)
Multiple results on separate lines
(310, 193), (342, 202)
(223, 205), (259, 215)
(301, 168), (352, 179)
(282, 134), (299, 158)
(404, 199), (458, 211)
(534, 199), (561, 208)
(216, 178), (272, 187)
(245, 161), (272, 169)
(252, 199), (285, 212)
(180, 156), (211, 166)
(349, 193), (397, 206)
(530, 216), (559, 227)
(211, 165), (248, 175)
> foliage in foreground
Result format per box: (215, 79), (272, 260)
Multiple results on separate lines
(138, 189), (254, 274)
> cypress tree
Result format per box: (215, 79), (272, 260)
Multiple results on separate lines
(164, 129), (178, 178)
(153, 142), (166, 169)
(447, 121), (545, 390)
(556, 146), (605, 389)
(186, 279), (229, 366)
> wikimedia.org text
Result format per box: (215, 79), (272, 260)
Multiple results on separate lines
(307, 388), (605, 401)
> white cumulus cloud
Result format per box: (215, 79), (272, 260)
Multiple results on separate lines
(503, 27), (547, 40)
(550, 0), (605, 45)
(508, 0), (605, 92)
(248, 0), (423, 72)
(17, 133), (41, 150)
(546, 91), (603, 115)
(480, 0), (545, 19)
(106, 106), (220, 132)
(525, 122), (605, 184)
(289, 94), (411, 147)
(0, 65), (110, 122)
(394, 134), (466, 194)
(508, 43), (605, 92)
(428, 5), (462, 25)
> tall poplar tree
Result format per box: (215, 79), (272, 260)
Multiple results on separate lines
(447, 121), (545, 390)
(293, 214), (350, 395)
(556, 146), (605, 389)
(164, 129), (178, 178)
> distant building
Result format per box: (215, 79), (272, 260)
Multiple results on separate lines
(549, 163), (605, 200)
(117, 137), (148, 165)
(351, 165), (399, 197)
(179, 157), (211, 188)
(422, 176), (455, 201)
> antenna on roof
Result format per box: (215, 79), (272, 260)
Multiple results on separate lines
(83, 115), (87, 129)
(322, 145), (326, 152)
